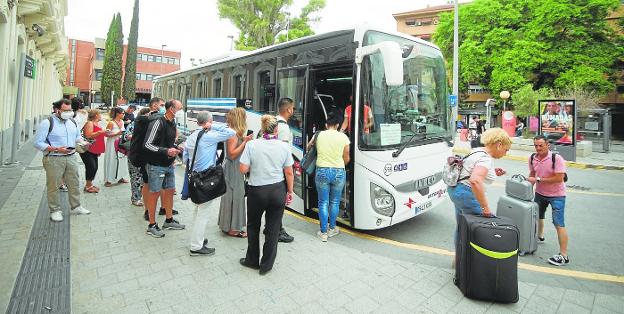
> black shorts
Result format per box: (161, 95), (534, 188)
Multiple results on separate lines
(140, 166), (148, 184)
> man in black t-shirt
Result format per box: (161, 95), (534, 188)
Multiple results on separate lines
(143, 99), (185, 238)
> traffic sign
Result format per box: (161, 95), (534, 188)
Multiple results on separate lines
(449, 95), (457, 107)
(24, 56), (35, 79)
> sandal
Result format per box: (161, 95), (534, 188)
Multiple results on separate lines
(104, 182), (113, 187)
(118, 178), (129, 184)
(227, 231), (247, 238)
(83, 186), (99, 193)
(132, 200), (144, 207)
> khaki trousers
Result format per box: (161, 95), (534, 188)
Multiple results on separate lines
(42, 155), (81, 212)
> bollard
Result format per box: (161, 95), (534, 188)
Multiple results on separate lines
(603, 110), (611, 153)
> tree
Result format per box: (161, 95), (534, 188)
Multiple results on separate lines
(101, 13), (124, 106)
(123, 0), (139, 102)
(217, 0), (325, 50)
(511, 84), (551, 118)
(433, 0), (623, 98)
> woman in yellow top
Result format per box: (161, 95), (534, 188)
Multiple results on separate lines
(307, 111), (350, 242)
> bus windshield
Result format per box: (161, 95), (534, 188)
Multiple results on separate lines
(360, 31), (449, 150)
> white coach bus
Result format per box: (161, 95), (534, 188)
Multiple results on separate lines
(155, 26), (452, 230)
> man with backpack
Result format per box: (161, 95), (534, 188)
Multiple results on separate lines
(527, 135), (569, 266)
(34, 99), (90, 222)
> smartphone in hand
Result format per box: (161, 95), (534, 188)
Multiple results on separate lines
(246, 130), (254, 137)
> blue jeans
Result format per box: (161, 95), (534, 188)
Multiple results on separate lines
(315, 167), (346, 233)
(448, 184), (483, 248)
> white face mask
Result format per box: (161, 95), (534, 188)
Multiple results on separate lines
(60, 111), (74, 120)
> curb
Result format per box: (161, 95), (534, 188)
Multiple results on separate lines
(452, 147), (624, 171)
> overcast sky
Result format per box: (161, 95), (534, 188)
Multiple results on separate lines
(65, 0), (453, 69)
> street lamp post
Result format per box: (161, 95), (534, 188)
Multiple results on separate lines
(500, 90), (510, 111)
(452, 0), (459, 131)
(90, 90), (96, 108)
(160, 44), (167, 74)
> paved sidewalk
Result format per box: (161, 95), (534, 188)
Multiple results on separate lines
(2, 150), (624, 313)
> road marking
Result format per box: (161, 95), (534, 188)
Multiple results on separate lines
(285, 211), (624, 284)
(490, 182), (624, 197)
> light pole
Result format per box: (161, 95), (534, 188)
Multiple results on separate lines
(160, 44), (167, 74)
(285, 12), (291, 41)
(500, 90), (510, 111)
(452, 0), (459, 131)
(90, 90), (96, 108)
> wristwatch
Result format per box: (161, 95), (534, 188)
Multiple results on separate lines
(536, 177), (542, 182)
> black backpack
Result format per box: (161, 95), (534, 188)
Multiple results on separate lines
(530, 152), (568, 182)
(128, 113), (162, 167)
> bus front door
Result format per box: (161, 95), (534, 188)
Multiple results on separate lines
(276, 65), (309, 215)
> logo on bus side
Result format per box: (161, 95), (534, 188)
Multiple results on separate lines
(384, 162), (408, 176)
(427, 189), (447, 199)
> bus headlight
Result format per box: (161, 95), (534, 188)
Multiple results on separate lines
(370, 183), (395, 217)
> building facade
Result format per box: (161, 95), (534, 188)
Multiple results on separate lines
(0, 0), (69, 164)
(65, 38), (181, 105)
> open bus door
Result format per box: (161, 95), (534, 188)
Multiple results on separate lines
(276, 65), (309, 215)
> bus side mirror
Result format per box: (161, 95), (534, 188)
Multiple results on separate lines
(356, 41), (404, 87)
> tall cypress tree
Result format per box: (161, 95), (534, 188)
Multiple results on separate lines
(123, 0), (139, 102)
(101, 13), (124, 106)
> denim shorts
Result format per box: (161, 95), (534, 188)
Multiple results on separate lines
(534, 193), (566, 227)
(145, 163), (176, 193)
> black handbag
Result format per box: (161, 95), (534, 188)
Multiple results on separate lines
(188, 130), (227, 204)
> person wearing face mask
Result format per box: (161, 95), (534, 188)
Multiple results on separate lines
(142, 99), (186, 238)
(34, 99), (91, 222)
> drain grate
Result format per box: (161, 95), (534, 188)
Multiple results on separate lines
(6, 194), (71, 314)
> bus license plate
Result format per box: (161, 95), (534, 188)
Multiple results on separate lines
(414, 201), (432, 214)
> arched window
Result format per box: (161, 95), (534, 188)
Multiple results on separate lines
(230, 66), (246, 99)
(253, 62), (274, 113)
(212, 71), (224, 98)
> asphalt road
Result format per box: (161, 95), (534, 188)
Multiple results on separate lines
(363, 158), (624, 293)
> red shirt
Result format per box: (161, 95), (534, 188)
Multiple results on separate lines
(88, 123), (106, 155)
(344, 104), (371, 133)
(529, 151), (566, 197)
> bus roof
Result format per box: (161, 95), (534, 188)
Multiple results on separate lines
(153, 26), (440, 82)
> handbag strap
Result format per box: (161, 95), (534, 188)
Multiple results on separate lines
(309, 131), (320, 150)
(189, 129), (223, 173)
(189, 129), (205, 173)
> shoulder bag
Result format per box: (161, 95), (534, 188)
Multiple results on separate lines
(188, 130), (227, 204)
(300, 131), (320, 176)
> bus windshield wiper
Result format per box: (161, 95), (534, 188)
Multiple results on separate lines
(392, 133), (426, 158)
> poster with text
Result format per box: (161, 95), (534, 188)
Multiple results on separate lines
(538, 99), (575, 145)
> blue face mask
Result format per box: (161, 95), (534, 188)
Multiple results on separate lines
(159, 107), (166, 114)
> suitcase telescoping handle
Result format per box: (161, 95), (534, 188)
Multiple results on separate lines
(511, 174), (528, 182)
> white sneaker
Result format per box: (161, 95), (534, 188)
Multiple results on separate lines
(50, 211), (63, 222)
(71, 206), (91, 215)
(328, 227), (340, 238)
(317, 231), (328, 242)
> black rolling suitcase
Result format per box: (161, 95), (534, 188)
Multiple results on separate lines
(455, 214), (520, 303)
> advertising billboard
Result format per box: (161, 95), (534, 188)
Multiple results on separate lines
(538, 99), (575, 145)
